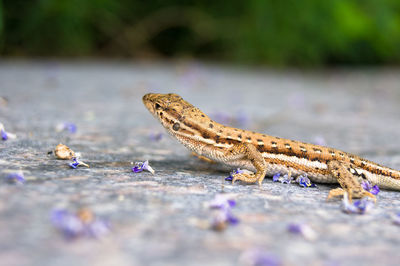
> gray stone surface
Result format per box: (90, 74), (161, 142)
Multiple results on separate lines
(1, 60), (400, 266)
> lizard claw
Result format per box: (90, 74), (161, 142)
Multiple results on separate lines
(362, 191), (376, 203)
(231, 173), (258, 184)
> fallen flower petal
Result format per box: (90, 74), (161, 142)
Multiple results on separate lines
(342, 193), (374, 214)
(361, 180), (380, 195)
(149, 132), (163, 141)
(370, 185), (380, 195)
(209, 194), (236, 210)
(239, 249), (282, 266)
(1, 128), (7, 140)
(211, 209), (239, 231)
(392, 213), (400, 225)
(51, 209), (84, 239)
(272, 173), (281, 182)
(51, 208), (110, 239)
(209, 194), (239, 231)
(0, 122), (16, 141)
(287, 223), (317, 241)
(6, 171), (25, 184)
(56, 122), (77, 134)
(69, 157), (89, 169)
(272, 173), (292, 184)
(132, 160), (155, 174)
(296, 174), (316, 188)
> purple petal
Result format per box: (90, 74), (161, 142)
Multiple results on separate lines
(149, 132), (163, 141)
(225, 176), (233, 181)
(240, 249), (282, 266)
(371, 185), (380, 195)
(6, 172), (25, 183)
(287, 223), (302, 234)
(132, 160), (154, 174)
(281, 174), (292, 184)
(226, 168), (244, 181)
(342, 196), (374, 214)
(393, 213), (400, 225)
(210, 194), (230, 209)
(272, 173), (281, 182)
(226, 212), (240, 225)
(51, 209), (84, 238)
(287, 223), (317, 240)
(227, 199), (236, 208)
(296, 175), (316, 188)
(51, 209), (110, 239)
(1, 129), (8, 140)
(69, 162), (79, 169)
(141, 160), (149, 171)
(65, 123), (77, 134)
(361, 181), (380, 195)
(361, 181), (372, 191)
(132, 166), (143, 173)
(87, 219), (111, 238)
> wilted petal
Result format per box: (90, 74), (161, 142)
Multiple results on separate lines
(69, 157), (89, 169)
(342, 193), (374, 214)
(361, 181), (380, 195)
(392, 213), (400, 225)
(296, 174), (316, 188)
(210, 194), (234, 209)
(51, 209), (110, 239)
(272, 173), (281, 182)
(56, 122), (77, 133)
(239, 249), (282, 266)
(149, 132), (163, 141)
(132, 160), (154, 174)
(287, 223), (317, 241)
(6, 171), (25, 184)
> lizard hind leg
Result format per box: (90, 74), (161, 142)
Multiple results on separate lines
(229, 143), (268, 186)
(327, 160), (376, 202)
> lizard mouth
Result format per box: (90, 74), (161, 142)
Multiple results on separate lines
(142, 93), (158, 114)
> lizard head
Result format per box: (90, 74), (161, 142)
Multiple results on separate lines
(142, 93), (195, 130)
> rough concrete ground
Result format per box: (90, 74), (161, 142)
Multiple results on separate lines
(1, 60), (400, 266)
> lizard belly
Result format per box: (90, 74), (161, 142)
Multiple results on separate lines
(223, 159), (338, 184)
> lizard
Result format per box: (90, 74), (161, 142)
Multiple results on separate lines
(142, 93), (400, 202)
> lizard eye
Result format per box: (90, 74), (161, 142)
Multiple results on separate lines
(155, 103), (162, 110)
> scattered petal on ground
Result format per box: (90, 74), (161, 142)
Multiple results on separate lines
(5, 171), (25, 184)
(132, 160), (155, 174)
(342, 193), (375, 214)
(51, 208), (110, 239)
(287, 222), (317, 241)
(209, 194), (239, 231)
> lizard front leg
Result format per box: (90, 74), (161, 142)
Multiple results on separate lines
(224, 143), (267, 186)
(327, 160), (376, 202)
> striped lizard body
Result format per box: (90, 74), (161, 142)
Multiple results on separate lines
(143, 93), (400, 201)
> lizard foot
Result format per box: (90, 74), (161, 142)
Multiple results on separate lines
(231, 173), (258, 185)
(360, 190), (376, 203)
(327, 188), (377, 203)
(327, 188), (345, 201)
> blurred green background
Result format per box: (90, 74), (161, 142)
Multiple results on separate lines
(1, 0), (400, 66)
